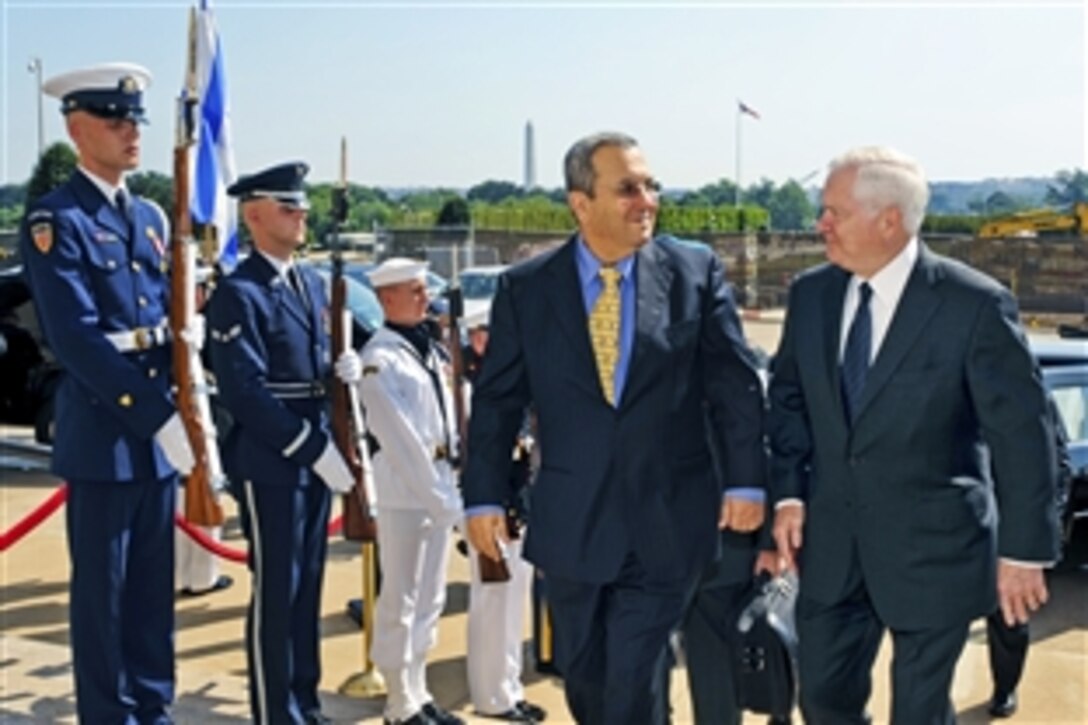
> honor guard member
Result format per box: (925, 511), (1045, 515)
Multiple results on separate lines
(206, 162), (354, 725)
(461, 307), (547, 723)
(19, 62), (196, 724)
(335, 258), (465, 725)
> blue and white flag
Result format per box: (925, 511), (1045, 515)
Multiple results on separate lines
(191, 0), (238, 269)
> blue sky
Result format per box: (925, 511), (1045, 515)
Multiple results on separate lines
(1, 1), (1084, 189)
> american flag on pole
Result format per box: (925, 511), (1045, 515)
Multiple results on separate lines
(191, 0), (239, 269)
(738, 99), (761, 120)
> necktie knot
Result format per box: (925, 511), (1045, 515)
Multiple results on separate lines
(599, 266), (621, 290)
(115, 189), (131, 221)
(858, 281), (873, 307)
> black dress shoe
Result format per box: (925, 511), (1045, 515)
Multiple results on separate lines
(478, 707), (536, 723)
(384, 712), (436, 725)
(988, 690), (1018, 718)
(516, 701), (547, 721)
(421, 702), (464, 725)
(179, 575), (233, 598)
(305, 712), (333, 725)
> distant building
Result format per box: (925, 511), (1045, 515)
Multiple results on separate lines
(523, 121), (536, 191)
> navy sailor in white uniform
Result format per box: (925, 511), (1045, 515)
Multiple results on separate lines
(206, 162), (353, 725)
(19, 63), (197, 724)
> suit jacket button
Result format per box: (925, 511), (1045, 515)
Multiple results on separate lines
(138, 296), (148, 307)
(131, 260), (142, 272)
(118, 393), (133, 407)
(148, 368), (158, 378)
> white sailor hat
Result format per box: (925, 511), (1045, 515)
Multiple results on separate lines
(367, 258), (429, 289)
(43, 62), (151, 123)
(463, 306), (490, 330)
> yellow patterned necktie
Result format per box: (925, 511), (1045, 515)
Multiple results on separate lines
(589, 266), (622, 405)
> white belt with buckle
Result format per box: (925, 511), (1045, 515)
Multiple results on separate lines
(105, 321), (170, 353)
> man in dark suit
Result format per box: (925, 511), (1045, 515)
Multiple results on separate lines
(20, 62), (196, 724)
(461, 131), (768, 724)
(207, 162), (354, 725)
(769, 146), (1059, 724)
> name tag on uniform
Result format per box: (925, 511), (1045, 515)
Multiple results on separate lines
(94, 230), (121, 243)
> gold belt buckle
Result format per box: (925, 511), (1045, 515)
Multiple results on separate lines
(133, 326), (150, 350)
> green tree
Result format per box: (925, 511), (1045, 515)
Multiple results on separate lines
(127, 171), (174, 217)
(767, 181), (815, 230)
(985, 190), (1017, 214)
(682, 178), (738, 207)
(742, 178), (775, 209)
(436, 197), (471, 226)
(26, 142), (78, 203)
(1045, 169), (1088, 206)
(467, 180), (522, 204)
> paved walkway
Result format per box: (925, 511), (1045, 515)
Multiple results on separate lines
(3, 406), (1087, 723)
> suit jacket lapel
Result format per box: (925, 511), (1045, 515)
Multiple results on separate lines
(543, 237), (603, 400)
(71, 172), (129, 241)
(821, 267), (851, 430)
(248, 255), (311, 329)
(621, 240), (670, 407)
(853, 245), (942, 423)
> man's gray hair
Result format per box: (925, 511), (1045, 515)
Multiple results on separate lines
(564, 131), (639, 196)
(829, 146), (930, 236)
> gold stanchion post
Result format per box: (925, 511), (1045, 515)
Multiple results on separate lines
(339, 541), (385, 696)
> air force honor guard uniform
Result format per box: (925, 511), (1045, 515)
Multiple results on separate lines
(19, 63), (196, 724)
(206, 162), (353, 725)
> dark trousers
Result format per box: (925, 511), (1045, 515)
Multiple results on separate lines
(797, 583), (969, 725)
(67, 476), (177, 725)
(986, 610), (1029, 696)
(680, 565), (752, 724)
(240, 479), (331, 725)
(546, 554), (697, 725)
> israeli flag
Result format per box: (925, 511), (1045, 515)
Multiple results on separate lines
(191, 0), (238, 269)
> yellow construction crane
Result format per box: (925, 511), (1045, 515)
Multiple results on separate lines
(978, 202), (1088, 239)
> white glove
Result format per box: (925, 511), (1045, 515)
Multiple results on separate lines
(335, 349), (362, 385)
(155, 412), (196, 476)
(313, 441), (355, 493)
(179, 313), (206, 352)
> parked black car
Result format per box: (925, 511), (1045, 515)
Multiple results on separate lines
(0, 265), (62, 443)
(0, 260), (385, 445)
(1032, 336), (1088, 545)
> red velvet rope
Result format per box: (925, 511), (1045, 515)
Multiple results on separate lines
(172, 513), (345, 563)
(1, 482), (345, 561)
(0, 484), (68, 552)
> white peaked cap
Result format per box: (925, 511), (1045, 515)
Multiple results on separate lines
(43, 62), (152, 100)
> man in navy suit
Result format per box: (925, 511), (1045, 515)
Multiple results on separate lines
(769, 146), (1059, 724)
(19, 62), (196, 724)
(207, 162), (354, 725)
(462, 131), (768, 724)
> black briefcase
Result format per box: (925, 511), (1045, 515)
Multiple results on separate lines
(734, 573), (798, 719)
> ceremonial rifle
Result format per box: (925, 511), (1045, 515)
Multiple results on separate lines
(449, 246), (510, 582)
(330, 137), (377, 542)
(172, 7), (224, 527)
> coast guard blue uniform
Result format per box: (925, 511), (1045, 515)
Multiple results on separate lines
(19, 63), (183, 724)
(206, 163), (339, 724)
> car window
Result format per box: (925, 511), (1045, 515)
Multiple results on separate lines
(1050, 383), (1088, 440)
(461, 273), (500, 300)
(310, 267), (384, 332)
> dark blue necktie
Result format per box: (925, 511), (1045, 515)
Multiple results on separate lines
(115, 190), (133, 233)
(841, 282), (873, 424)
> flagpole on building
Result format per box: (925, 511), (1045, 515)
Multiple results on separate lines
(734, 102), (742, 208)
